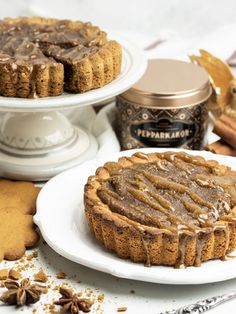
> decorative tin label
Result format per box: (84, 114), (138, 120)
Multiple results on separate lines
(130, 118), (196, 147)
(116, 97), (208, 150)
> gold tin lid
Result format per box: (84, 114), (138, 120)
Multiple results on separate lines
(120, 59), (212, 108)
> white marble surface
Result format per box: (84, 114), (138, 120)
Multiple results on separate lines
(0, 2), (236, 314)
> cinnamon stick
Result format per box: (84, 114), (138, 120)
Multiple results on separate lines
(219, 114), (236, 131)
(213, 114), (236, 149)
(206, 140), (236, 156)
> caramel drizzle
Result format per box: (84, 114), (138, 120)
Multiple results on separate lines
(176, 234), (188, 268)
(101, 188), (119, 200)
(129, 204), (169, 229)
(102, 177), (179, 232)
(168, 191), (213, 228)
(127, 186), (196, 232)
(166, 157), (194, 175)
(157, 156), (226, 222)
(101, 160), (224, 232)
(133, 173), (210, 222)
(100, 188), (166, 229)
(0, 20), (106, 75)
(194, 232), (207, 267)
(141, 171), (215, 210)
(141, 236), (151, 267)
(129, 175), (216, 232)
(162, 155), (219, 191)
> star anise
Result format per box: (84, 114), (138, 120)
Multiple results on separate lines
(0, 278), (47, 306)
(54, 287), (93, 314)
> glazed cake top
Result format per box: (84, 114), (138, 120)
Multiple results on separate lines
(97, 152), (236, 233)
(0, 17), (107, 66)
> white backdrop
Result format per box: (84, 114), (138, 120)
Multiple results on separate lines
(0, 0), (235, 40)
(0, 1), (235, 71)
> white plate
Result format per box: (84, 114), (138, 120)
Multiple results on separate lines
(35, 148), (236, 285)
(0, 33), (147, 112)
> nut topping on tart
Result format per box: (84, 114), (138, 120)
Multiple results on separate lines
(84, 152), (236, 268)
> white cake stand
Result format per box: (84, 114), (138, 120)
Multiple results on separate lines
(0, 35), (147, 181)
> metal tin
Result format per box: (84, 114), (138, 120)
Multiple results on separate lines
(116, 59), (212, 150)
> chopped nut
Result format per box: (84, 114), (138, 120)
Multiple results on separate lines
(53, 285), (60, 291)
(32, 251), (38, 258)
(49, 304), (55, 310)
(33, 269), (48, 283)
(0, 269), (8, 280)
(9, 269), (21, 280)
(27, 251), (38, 261)
(117, 307), (127, 312)
(56, 271), (66, 279)
(97, 293), (104, 302)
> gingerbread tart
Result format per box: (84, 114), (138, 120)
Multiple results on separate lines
(84, 152), (236, 268)
(0, 17), (122, 98)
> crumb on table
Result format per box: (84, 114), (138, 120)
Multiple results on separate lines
(56, 271), (66, 279)
(33, 268), (48, 283)
(9, 268), (21, 280)
(0, 269), (8, 280)
(117, 306), (127, 312)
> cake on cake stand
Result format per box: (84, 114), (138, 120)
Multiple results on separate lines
(0, 35), (147, 181)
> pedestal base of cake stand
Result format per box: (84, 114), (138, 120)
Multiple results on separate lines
(0, 111), (98, 181)
(0, 34), (148, 181)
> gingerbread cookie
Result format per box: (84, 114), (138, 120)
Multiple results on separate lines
(0, 180), (40, 261)
(0, 180), (39, 212)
